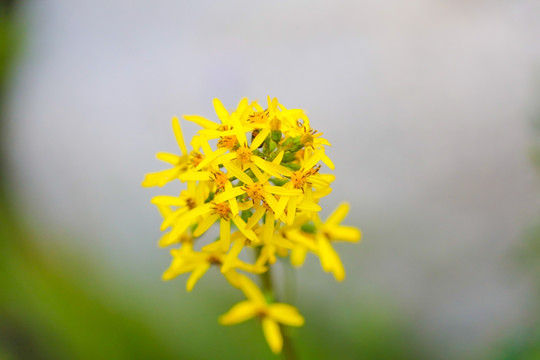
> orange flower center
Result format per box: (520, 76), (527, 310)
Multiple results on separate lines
(291, 165), (321, 189)
(248, 110), (269, 124)
(189, 151), (204, 168)
(186, 197), (197, 209)
(244, 183), (264, 200)
(211, 170), (228, 191)
(212, 202), (231, 219)
(291, 171), (307, 189)
(236, 146), (252, 164)
(218, 135), (238, 149)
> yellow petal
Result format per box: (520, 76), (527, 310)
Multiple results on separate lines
(272, 150), (284, 165)
(303, 149), (324, 170)
(220, 218), (231, 251)
(238, 201), (254, 211)
(327, 226), (362, 242)
(199, 128), (235, 139)
(296, 200), (322, 212)
(162, 261), (196, 281)
(219, 301), (258, 325)
(263, 212), (275, 244)
(158, 232), (175, 247)
(142, 167), (180, 187)
(321, 153), (335, 170)
(213, 98), (230, 123)
(262, 318), (283, 354)
(172, 117), (188, 155)
(268, 304), (305, 326)
(160, 207), (188, 230)
(286, 195), (297, 225)
(156, 152), (182, 165)
(250, 128), (271, 150)
(151, 195), (185, 206)
(273, 195), (288, 219)
(263, 186), (302, 196)
(261, 193), (280, 216)
(156, 204), (172, 218)
(183, 114), (219, 129)
(326, 202), (350, 226)
(246, 206), (266, 229)
(232, 215), (258, 242)
(228, 197), (239, 217)
(178, 171), (211, 182)
(186, 263), (211, 292)
(214, 187), (245, 203)
(201, 240), (221, 253)
(239, 277), (266, 304)
(195, 147), (228, 171)
(222, 240), (244, 273)
(317, 235), (345, 281)
(223, 161), (253, 185)
(291, 247), (307, 267)
(252, 157), (290, 178)
(193, 213), (220, 237)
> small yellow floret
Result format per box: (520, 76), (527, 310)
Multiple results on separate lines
(244, 183), (264, 200)
(211, 170), (228, 191)
(212, 202), (232, 219)
(236, 146), (252, 164)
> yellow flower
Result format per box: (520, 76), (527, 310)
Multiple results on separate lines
(287, 202), (361, 281)
(216, 157), (302, 222)
(152, 182), (208, 246)
(144, 96), (362, 354)
(162, 247), (266, 291)
(165, 200), (257, 251)
(219, 276), (304, 353)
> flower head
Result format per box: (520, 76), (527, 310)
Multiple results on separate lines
(143, 97), (361, 354)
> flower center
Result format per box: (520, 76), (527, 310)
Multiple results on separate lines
(236, 146), (252, 164)
(291, 165), (321, 189)
(211, 170), (228, 191)
(207, 255), (222, 265)
(248, 110), (269, 124)
(290, 171), (307, 189)
(218, 135), (238, 149)
(212, 202), (231, 219)
(186, 197), (197, 209)
(244, 183), (264, 200)
(189, 151), (204, 168)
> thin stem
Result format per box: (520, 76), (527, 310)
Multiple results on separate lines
(282, 257), (297, 305)
(280, 325), (298, 360)
(255, 248), (300, 360)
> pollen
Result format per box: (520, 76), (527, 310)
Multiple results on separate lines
(212, 202), (231, 219)
(248, 110), (269, 124)
(291, 165), (321, 189)
(266, 116), (278, 132)
(211, 170), (228, 191)
(291, 171), (307, 189)
(189, 151), (204, 168)
(186, 197), (197, 209)
(236, 146), (252, 164)
(218, 135), (238, 149)
(207, 255), (222, 265)
(180, 233), (193, 244)
(244, 183), (264, 200)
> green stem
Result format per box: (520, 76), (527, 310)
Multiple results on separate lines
(256, 248), (299, 360)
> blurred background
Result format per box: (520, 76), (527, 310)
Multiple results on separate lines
(1, 1), (540, 359)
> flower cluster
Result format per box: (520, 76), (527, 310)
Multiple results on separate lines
(143, 97), (361, 353)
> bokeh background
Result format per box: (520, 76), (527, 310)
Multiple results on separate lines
(2, 1), (540, 359)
